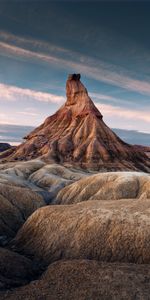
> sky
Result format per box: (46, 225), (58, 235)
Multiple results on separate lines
(0, 0), (150, 145)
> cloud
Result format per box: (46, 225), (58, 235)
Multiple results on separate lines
(0, 83), (65, 104)
(0, 41), (61, 65)
(0, 31), (70, 56)
(1, 31), (150, 97)
(90, 93), (119, 102)
(16, 111), (39, 117)
(95, 102), (150, 123)
(0, 113), (16, 125)
(89, 92), (131, 106)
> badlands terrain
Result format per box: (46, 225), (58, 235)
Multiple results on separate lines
(0, 74), (150, 299)
(0, 159), (149, 299)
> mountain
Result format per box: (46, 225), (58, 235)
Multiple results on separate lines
(1, 74), (149, 172)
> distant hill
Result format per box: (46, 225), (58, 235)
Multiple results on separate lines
(0, 143), (11, 153)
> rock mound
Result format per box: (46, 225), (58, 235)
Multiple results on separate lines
(0, 160), (87, 203)
(11, 199), (150, 265)
(0, 160), (88, 238)
(0, 247), (34, 289)
(56, 172), (150, 204)
(2, 74), (150, 172)
(1, 260), (150, 300)
(0, 183), (45, 239)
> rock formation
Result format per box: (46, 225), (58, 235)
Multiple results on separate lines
(1, 260), (150, 299)
(0, 159), (149, 298)
(0, 159), (86, 204)
(11, 198), (150, 265)
(55, 172), (150, 204)
(1, 74), (149, 172)
(0, 161), (149, 207)
(133, 144), (150, 159)
(0, 183), (45, 239)
(0, 247), (34, 289)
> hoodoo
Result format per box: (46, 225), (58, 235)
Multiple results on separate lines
(1, 74), (150, 172)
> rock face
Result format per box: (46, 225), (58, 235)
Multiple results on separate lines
(133, 144), (150, 159)
(1, 74), (149, 172)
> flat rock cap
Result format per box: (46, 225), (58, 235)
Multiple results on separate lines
(68, 74), (81, 81)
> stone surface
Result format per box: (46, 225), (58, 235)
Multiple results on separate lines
(133, 144), (150, 159)
(11, 198), (150, 266)
(56, 171), (150, 204)
(0, 183), (45, 238)
(0, 160), (88, 237)
(1, 259), (150, 300)
(0, 247), (34, 289)
(0, 159), (149, 298)
(29, 163), (87, 199)
(1, 75), (149, 172)
(0, 160), (87, 200)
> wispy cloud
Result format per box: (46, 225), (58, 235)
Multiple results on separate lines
(0, 113), (17, 125)
(90, 92), (132, 106)
(0, 83), (65, 103)
(95, 102), (150, 123)
(1, 31), (150, 97)
(0, 31), (70, 56)
(16, 111), (39, 117)
(0, 42), (61, 65)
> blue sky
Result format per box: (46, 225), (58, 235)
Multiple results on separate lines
(0, 1), (150, 138)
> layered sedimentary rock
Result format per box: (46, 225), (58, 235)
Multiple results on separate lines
(1, 74), (149, 172)
(133, 145), (150, 158)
